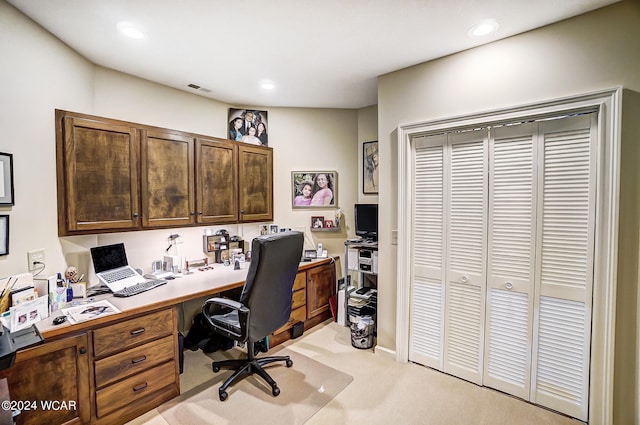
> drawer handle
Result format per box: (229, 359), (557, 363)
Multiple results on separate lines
(505, 282), (513, 290)
(130, 328), (146, 336)
(131, 356), (147, 364)
(133, 383), (148, 392)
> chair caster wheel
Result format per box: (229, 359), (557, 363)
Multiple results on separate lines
(219, 390), (228, 401)
(286, 359), (293, 368)
(212, 363), (221, 373)
(272, 386), (280, 397)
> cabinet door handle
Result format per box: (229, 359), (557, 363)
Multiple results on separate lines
(130, 328), (146, 336)
(133, 383), (148, 392)
(505, 282), (513, 290)
(131, 356), (147, 364)
(133, 213), (139, 218)
(460, 275), (469, 283)
(198, 211), (203, 215)
(190, 211), (195, 215)
(79, 347), (87, 355)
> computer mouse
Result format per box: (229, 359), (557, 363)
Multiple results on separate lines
(53, 315), (67, 325)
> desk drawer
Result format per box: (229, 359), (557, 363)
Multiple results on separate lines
(93, 308), (174, 358)
(94, 335), (175, 388)
(95, 360), (176, 418)
(291, 288), (306, 310)
(293, 272), (306, 291)
(274, 305), (306, 335)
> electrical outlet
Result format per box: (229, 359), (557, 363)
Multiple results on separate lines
(27, 249), (46, 271)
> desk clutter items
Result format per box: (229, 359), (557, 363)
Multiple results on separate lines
(185, 257), (212, 272)
(0, 273), (49, 333)
(203, 229), (244, 264)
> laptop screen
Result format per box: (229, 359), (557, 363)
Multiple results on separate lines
(90, 243), (129, 273)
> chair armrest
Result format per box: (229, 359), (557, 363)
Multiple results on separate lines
(202, 297), (250, 341)
(203, 297), (248, 313)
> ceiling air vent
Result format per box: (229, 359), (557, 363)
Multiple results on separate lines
(187, 83), (201, 89)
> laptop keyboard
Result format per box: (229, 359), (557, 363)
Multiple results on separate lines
(103, 267), (136, 283)
(112, 279), (167, 297)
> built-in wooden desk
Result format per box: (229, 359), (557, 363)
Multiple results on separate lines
(1, 258), (336, 425)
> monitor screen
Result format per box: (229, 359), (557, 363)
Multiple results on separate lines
(355, 204), (378, 240)
(90, 243), (129, 273)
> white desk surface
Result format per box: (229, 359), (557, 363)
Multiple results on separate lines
(36, 258), (331, 339)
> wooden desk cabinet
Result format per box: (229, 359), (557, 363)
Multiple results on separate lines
(1, 333), (91, 425)
(271, 260), (336, 346)
(91, 308), (179, 425)
(2, 307), (180, 425)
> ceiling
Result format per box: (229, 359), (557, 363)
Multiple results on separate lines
(8, 0), (620, 109)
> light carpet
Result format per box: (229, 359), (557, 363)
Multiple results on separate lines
(159, 348), (353, 425)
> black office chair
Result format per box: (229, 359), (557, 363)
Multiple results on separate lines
(201, 231), (304, 401)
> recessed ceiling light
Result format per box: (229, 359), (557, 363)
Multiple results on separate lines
(261, 82), (275, 90)
(117, 22), (145, 39)
(469, 20), (498, 38)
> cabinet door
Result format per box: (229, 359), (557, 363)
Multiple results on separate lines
(57, 114), (140, 235)
(238, 144), (273, 222)
(195, 138), (238, 224)
(140, 129), (195, 228)
(306, 262), (336, 319)
(2, 333), (90, 425)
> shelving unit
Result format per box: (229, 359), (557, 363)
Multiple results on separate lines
(340, 240), (378, 327)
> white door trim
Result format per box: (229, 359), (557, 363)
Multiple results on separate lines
(396, 87), (622, 425)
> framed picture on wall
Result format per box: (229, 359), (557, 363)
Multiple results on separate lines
(0, 215), (8, 256)
(0, 152), (14, 206)
(228, 108), (268, 146)
(292, 171), (338, 208)
(363, 141), (378, 194)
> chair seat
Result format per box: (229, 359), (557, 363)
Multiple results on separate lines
(209, 310), (241, 335)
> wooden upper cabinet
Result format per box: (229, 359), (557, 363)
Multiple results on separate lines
(196, 137), (238, 224)
(57, 112), (140, 235)
(56, 110), (273, 234)
(238, 144), (273, 222)
(140, 130), (195, 228)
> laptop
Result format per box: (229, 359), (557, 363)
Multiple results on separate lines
(90, 243), (147, 293)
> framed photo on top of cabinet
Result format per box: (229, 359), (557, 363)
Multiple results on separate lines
(0, 152), (14, 206)
(291, 171), (338, 208)
(363, 141), (378, 194)
(228, 108), (268, 146)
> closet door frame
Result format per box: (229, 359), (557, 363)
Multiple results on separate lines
(396, 88), (621, 425)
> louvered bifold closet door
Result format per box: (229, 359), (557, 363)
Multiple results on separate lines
(409, 134), (446, 369)
(531, 114), (596, 422)
(483, 123), (537, 399)
(443, 130), (488, 385)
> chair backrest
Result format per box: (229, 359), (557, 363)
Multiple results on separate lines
(240, 231), (304, 341)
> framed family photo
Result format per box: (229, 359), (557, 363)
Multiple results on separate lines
(292, 171), (338, 209)
(0, 152), (14, 206)
(363, 141), (378, 195)
(228, 108), (268, 146)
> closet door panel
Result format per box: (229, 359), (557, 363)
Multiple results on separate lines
(410, 136), (446, 369)
(484, 125), (536, 399)
(531, 114), (596, 421)
(443, 131), (487, 384)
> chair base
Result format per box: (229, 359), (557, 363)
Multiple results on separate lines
(212, 354), (293, 401)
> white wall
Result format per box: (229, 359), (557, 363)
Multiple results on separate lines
(376, 1), (640, 422)
(0, 0), (95, 276)
(0, 0), (364, 288)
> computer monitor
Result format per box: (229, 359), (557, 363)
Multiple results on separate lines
(354, 203), (378, 240)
